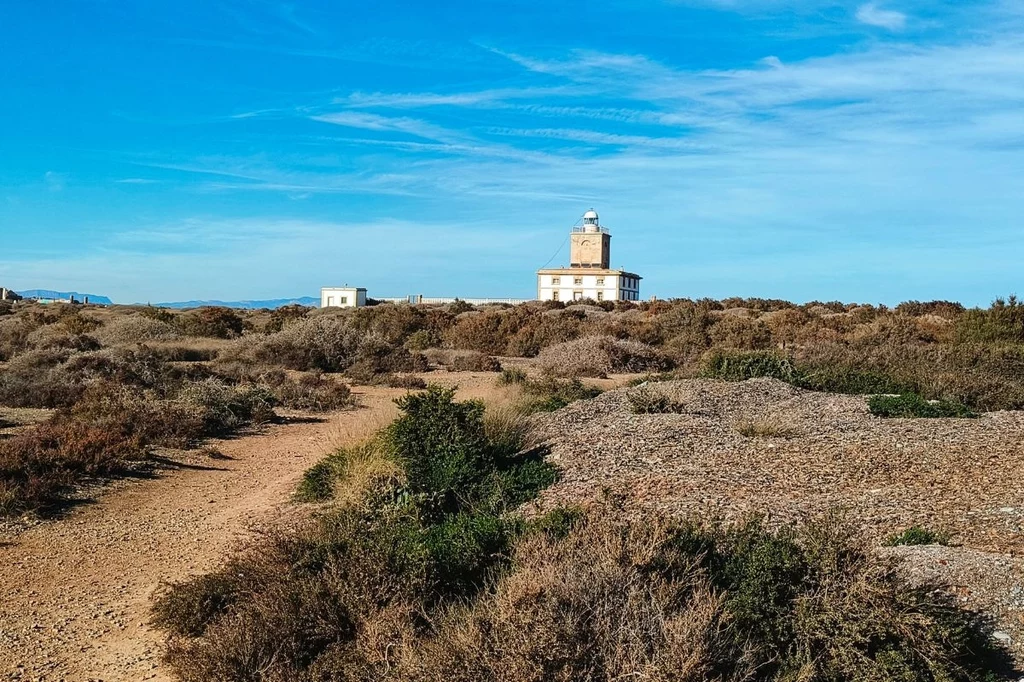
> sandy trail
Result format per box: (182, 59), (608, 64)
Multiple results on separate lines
(0, 387), (408, 682)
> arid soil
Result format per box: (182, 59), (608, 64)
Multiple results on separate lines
(0, 374), (503, 682)
(533, 378), (1024, 661)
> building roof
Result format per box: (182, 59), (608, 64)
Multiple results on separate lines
(536, 267), (642, 279)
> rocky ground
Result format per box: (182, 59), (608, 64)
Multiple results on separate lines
(533, 377), (1024, 662)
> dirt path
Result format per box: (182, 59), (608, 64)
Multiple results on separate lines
(0, 388), (407, 682)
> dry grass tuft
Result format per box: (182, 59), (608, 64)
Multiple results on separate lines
(296, 439), (403, 505)
(733, 417), (797, 438)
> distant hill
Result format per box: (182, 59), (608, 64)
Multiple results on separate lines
(154, 296), (319, 310)
(17, 289), (113, 305)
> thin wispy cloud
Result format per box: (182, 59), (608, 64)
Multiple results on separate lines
(309, 111), (468, 144)
(855, 3), (907, 30)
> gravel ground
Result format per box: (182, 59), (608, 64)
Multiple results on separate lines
(533, 377), (1024, 661)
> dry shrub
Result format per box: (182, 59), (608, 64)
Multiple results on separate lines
(55, 310), (101, 335)
(231, 318), (425, 376)
(444, 307), (547, 355)
(155, 507), (432, 682)
(0, 417), (147, 515)
(707, 314), (773, 350)
(262, 304), (313, 333)
(176, 307), (245, 339)
(97, 315), (182, 345)
(271, 373), (355, 412)
(345, 333), (429, 380)
(505, 314), (586, 357)
(70, 383), (205, 449)
(405, 514), (738, 682)
(0, 349), (90, 408)
(382, 374), (429, 390)
(176, 379), (275, 436)
(0, 346), (207, 410)
(0, 316), (40, 361)
(424, 349), (501, 372)
(537, 336), (672, 378)
(405, 512), (1015, 682)
(627, 386), (687, 414)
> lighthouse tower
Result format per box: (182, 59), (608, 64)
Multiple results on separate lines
(536, 208), (642, 303)
(570, 209), (611, 269)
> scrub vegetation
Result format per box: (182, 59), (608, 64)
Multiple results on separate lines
(152, 386), (1016, 682)
(2, 294), (1024, 514)
(2, 296), (1021, 678)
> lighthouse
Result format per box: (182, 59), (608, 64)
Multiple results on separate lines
(536, 209), (642, 303)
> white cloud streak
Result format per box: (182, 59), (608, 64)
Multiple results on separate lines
(855, 3), (907, 30)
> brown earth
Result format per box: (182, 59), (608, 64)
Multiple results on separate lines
(0, 374), (506, 682)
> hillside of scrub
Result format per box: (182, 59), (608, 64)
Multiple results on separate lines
(4, 294), (1024, 518)
(531, 377), (1024, 660)
(149, 382), (1020, 681)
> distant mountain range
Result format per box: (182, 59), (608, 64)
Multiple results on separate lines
(153, 296), (319, 310)
(11, 289), (319, 310)
(17, 289), (113, 305)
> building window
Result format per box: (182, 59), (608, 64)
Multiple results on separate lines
(573, 277), (583, 285)
(340, 296), (348, 304)
(551, 290), (559, 301)
(596, 277), (604, 286)
(552, 276), (560, 285)
(597, 291), (604, 301)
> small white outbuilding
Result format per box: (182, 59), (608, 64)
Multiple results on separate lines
(320, 287), (367, 308)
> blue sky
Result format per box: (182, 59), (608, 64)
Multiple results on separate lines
(1, 0), (1022, 305)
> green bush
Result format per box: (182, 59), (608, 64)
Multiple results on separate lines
(383, 385), (557, 517)
(295, 451), (346, 502)
(522, 377), (602, 412)
(385, 386), (493, 511)
(886, 526), (951, 547)
(796, 364), (911, 395)
(955, 295), (1024, 343)
(868, 393), (976, 418)
(424, 511), (511, 597)
(701, 349), (798, 383)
